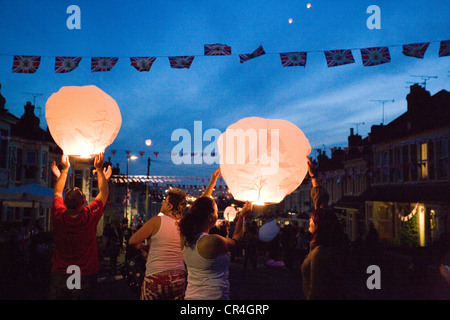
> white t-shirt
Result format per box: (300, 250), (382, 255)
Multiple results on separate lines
(145, 215), (185, 276)
(183, 233), (230, 300)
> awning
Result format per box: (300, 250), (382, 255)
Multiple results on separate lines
(0, 184), (53, 209)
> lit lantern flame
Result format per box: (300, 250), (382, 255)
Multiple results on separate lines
(145, 139), (152, 146)
(307, 3), (312, 9)
(45, 85), (122, 158)
(217, 117), (311, 205)
(288, 18), (293, 24)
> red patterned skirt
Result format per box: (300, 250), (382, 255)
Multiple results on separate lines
(140, 269), (186, 300)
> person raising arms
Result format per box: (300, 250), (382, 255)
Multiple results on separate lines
(178, 169), (253, 300)
(128, 188), (188, 300)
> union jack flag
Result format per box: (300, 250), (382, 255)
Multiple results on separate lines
(438, 40), (450, 57)
(130, 57), (156, 72)
(168, 56), (195, 69)
(204, 43), (232, 56)
(239, 45), (265, 63)
(91, 57), (118, 72)
(323, 50), (355, 67)
(402, 42), (430, 59)
(12, 55), (41, 73)
(54, 56), (82, 73)
(279, 52), (307, 67)
(360, 47), (391, 66)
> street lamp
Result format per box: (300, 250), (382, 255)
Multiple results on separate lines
(145, 140), (152, 220)
(125, 154), (138, 223)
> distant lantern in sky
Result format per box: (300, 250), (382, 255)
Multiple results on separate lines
(145, 139), (152, 146)
(45, 85), (122, 158)
(217, 117), (311, 205)
(223, 206), (237, 222)
(307, 3), (312, 9)
(288, 18), (293, 24)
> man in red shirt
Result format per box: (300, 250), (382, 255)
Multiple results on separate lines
(49, 152), (109, 300)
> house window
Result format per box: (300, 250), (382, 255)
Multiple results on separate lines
(402, 145), (409, 182)
(394, 147), (402, 182)
(26, 151), (36, 165)
(14, 148), (23, 181)
(0, 129), (8, 169)
(410, 144), (418, 181)
(382, 151), (389, 183)
(24, 151), (37, 180)
(436, 139), (448, 180)
(74, 170), (83, 189)
(40, 152), (48, 182)
(419, 143), (428, 180)
(428, 142), (435, 180)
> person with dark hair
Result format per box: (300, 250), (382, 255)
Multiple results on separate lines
(128, 188), (188, 300)
(301, 208), (346, 300)
(178, 169), (253, 300)
(49, 153), (108, 300)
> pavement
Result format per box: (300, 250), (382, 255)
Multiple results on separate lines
(2, 246), (448, 300)
(94, 249), (450, 301)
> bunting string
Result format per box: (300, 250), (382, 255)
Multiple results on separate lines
(1, 40), (447, 74)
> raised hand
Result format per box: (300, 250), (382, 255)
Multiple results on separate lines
(103, 165), (112, 180)
(61, 155), (70, 172)
(94, 152), (104, 170)
(51, 161), (61, 178)
(240, 201), (253, 217)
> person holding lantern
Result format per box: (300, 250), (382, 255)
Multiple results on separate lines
(128, 188), (188, 300)
(49, 152), (109, 300)
(178, 169), (253, 300)
(301, 208), (347, 300)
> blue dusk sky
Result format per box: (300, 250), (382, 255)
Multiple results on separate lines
(0, 0), (449, 177)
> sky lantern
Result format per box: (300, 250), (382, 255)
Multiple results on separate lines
(258, 220), (280, 242)
(223, 206), (237, 222)
(217, 117), (311, 205)
(45, 85), (122, 158)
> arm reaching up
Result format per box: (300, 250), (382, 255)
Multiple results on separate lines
(53, 155), (70, 198)
(307, 156), (319, 188)
(94, 152), (109, 207)
(203, 168), (221, 198)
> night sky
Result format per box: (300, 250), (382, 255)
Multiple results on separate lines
(0, 0), (449, 177)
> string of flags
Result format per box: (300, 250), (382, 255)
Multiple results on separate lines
(5, 40), (449, 73)
(396, 202), (421, 222)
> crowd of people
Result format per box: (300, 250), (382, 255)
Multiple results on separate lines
(1, 154), (448, 300)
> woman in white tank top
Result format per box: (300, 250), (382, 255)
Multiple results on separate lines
(179, 169), (253, 300)
(129, 188), (188, 300)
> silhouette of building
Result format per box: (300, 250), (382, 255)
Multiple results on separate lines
(314, 84), (449, 246)
(0, 86), (97, 232)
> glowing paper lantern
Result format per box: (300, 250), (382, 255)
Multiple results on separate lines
(223, 206), (237, 222)
(45, 85), (122, 158)
(307, 3), (312, 9)
(288, 18), (293, 24)
(258, 220), (280, 242)
(217, 117), (311, 204)
(145, 139), (152, 146)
